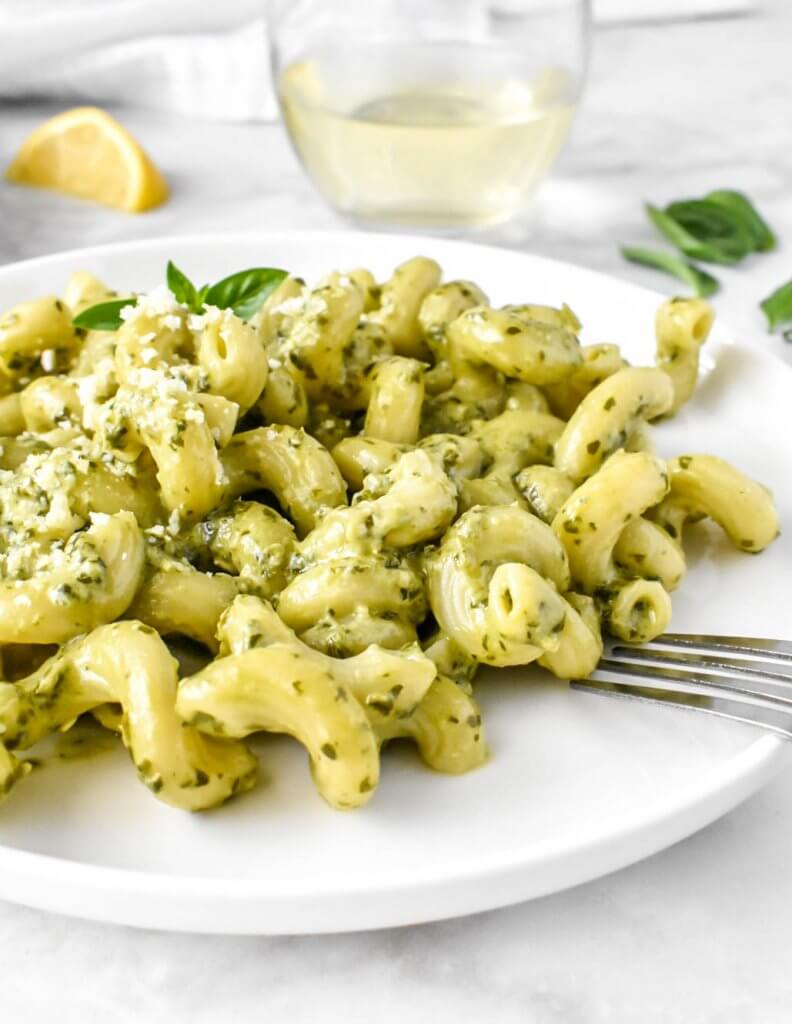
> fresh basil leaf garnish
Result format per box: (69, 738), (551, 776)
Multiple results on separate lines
(760, 278), (792, 332)
(203, 267), (288, 320)
(72, 263), (289, 332)
(166, 260), (202, 313)
(72, 297), (138, 331)
(646, 201), (753, 265)
(705, 190), (776, 252)
(621, 246), (720, 298)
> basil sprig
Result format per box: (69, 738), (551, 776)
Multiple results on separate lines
(72, 261), (288, 331)
(706, 190), (776, 252)
(621, 188), (778, 315)
(760, 279), (792, 337)
(646, 190), (775, 265)
(621, 247), (719, 298)
(646, 200), (752, 265)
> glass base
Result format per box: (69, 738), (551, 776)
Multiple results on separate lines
(333, 204), (528, 238)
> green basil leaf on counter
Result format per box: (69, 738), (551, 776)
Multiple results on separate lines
(621, 246), (720, 298)
(646, 201), (753, 265)
(203, 267), (288, 320)
(705, 190), (776, 252)
(760, 278), (792, 332)
(72, 297), (138, 331)
(166, 260), (202, 312)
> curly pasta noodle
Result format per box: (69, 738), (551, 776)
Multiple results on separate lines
(0, 265), (777, 812)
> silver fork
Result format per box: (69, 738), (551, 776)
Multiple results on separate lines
(571, 634), (792, 739)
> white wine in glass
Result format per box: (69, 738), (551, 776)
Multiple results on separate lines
(270, 2), (591, 230)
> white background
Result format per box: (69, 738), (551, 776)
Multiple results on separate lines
(0, 1), (791, 1019)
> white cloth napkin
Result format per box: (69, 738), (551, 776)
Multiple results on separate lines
(597, 0), (755, 22)
(0, 1), (275, 121)
(0, 0), (758, 122)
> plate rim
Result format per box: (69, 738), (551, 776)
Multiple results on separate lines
(0, 731), (785, 934)
(0, 229), (789, 933)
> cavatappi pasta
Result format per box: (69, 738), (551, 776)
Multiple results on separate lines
(0, 262), (780, 811)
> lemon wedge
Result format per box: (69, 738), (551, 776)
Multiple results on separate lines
(5, 106), (169, 213)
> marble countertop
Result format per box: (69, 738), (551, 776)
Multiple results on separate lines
(1, 4), (791, 1021)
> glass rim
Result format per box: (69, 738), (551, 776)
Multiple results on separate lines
(266, 0), (593, 33)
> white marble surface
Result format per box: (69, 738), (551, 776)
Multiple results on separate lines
(1, 4), (792, 1020)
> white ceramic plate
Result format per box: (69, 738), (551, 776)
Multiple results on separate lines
(0, 231), (789, 935)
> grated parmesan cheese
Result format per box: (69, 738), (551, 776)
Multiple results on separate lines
(189, 305), (225, 332)
(120, 285), (181, 324)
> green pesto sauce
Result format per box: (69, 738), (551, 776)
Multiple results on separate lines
(53, 719), (117, 761)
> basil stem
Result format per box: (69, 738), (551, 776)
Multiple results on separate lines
(621, 246), (720, 298)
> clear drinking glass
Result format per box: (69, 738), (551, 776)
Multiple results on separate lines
(267, 0), (591, 231)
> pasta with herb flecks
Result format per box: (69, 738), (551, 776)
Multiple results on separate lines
(0, 259), (778, 811)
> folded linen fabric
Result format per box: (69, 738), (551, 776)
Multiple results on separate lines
(0, 0), (758, 122)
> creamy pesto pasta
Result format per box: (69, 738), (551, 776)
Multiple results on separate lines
(0, 260), (779, 812)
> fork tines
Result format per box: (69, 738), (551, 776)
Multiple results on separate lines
(571, 633), (792, 739)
